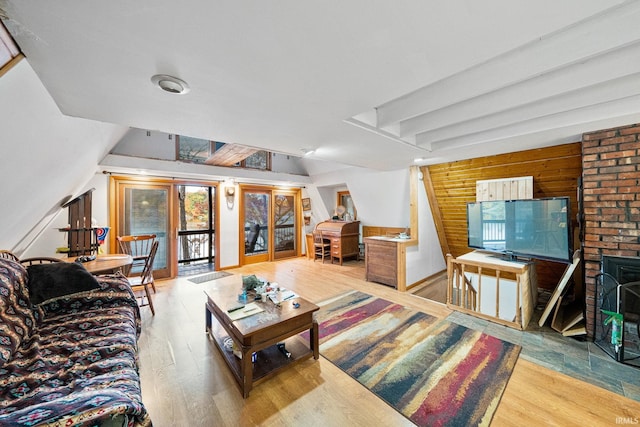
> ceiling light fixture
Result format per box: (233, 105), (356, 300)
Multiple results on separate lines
(301, 148), (315, 156)
(150, 74), (190, 94)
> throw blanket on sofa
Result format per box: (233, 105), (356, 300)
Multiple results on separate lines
(0, 258), (152, 427)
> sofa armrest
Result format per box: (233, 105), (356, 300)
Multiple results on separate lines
(35, 273), (141, 331)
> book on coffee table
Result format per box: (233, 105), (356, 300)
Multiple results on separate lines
(228, 303), (264, 321)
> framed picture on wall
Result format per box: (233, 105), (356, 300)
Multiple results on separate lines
(302, 198), (311, 211)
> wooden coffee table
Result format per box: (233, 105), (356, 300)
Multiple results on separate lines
(204, 275), (319, 398)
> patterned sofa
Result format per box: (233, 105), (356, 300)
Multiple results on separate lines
(0, 257), (152, 427)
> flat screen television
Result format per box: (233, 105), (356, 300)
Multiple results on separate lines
(467, 197), (572, 263)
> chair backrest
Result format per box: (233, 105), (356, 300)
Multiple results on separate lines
(19, 257), (62, 266)
(117, 234), (157, 258)
(313, 231), (326, 245)
(0, 250), (19, 262)
(246, 224), (260, 253)
(140, 241), (159, 283)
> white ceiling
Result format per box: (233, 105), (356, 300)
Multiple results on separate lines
(3, 1), (640, 171)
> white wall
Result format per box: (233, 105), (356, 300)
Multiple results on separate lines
(310, 165), (445, 285)
(311, 167), (410, 227)
(0, 58), (127, 256)
(406, 171), (446, 285)
(111, 128), (175, 160)
(23, 174), (111, 258)
(218, 181), (240, 267)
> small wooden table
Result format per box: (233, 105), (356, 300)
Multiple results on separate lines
(204, 275), (319, 398)
(68, 254), (133, 275)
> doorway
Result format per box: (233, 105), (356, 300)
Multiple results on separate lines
(177, 185), (217, 275)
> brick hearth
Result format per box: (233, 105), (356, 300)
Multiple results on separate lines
(582, 123), (640, 337)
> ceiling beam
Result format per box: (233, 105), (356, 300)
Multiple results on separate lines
(377, 2), (640, 127)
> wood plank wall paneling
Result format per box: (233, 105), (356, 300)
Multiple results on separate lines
(362, 226), (406, 238)
(423, 142), (582, 291)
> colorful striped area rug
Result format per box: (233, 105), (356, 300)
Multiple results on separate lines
(305, 291), (521, 427)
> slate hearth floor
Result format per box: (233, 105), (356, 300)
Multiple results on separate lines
(446, 310), (640, 402)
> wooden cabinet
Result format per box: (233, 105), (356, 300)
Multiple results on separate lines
(61, 188), (97, 257)
(364, 236), (409, 291)
(314, 220), (360, 265)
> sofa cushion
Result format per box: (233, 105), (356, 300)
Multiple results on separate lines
(0, 258), (35, 367)
(26, 262), (101, 305)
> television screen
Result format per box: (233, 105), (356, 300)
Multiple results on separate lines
(467, 197), (571, 263)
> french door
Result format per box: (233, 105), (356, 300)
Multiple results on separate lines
(240, 186), (300, 264)
(273, 192), (296, 260)
(109, 177), (173, 278)
(177, 185), (216, 268)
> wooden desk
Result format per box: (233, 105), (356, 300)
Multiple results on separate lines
(68, 254), (133, 275)
(204, 274), (319, 398)
(314, 220), (360, 265)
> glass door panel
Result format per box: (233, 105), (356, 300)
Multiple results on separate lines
(273, 193), (296, 259)
(114, 181), (172, 278)
(177, 185), (215, 268)
(242, 190), (269, 264)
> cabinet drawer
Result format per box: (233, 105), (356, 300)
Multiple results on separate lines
(368, 262), (397, 278)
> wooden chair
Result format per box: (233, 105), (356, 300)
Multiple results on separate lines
(117, 234), (156, 291)
(313, 231), (331, 263)
(245, 224), (261, 254)
(126, 240), (158, 315)
(19, 257), (62, 266)
(0, 250), (19, 262)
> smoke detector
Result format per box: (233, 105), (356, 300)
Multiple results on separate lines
(151, 74), (190, 94)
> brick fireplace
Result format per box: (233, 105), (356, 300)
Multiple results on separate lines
(582, 123), (640, 338)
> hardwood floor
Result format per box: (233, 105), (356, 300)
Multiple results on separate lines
(137, 258), (640, 426)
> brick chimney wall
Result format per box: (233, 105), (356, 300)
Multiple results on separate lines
(582, 123), (640, 337)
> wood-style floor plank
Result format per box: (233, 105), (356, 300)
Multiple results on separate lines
(137, 257), (640, 426)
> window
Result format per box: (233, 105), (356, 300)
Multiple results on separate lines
(176, 136), (271, 170)
(243, 150), (271, 170)
(0, 21), (20, 69)
(176, 135), (212, 163)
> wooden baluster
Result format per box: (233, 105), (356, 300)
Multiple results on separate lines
(477, 267), (482, 312)
(446, 254), (453, 305)
(515, 273), (521, 327)
(495, 270), (501, 318)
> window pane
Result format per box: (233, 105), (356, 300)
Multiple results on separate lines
(123, 187), (168, 270)
(244, 151), (269, 170)
(274, 194), (295, 254)
(177, 136), (210, 163)
(244, 192), (268, 254)
(180, 186), (209, 231)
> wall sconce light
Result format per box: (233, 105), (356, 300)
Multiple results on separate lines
(224, 180), (236, 209)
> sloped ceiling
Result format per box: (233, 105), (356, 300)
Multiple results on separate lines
(2, 1), (640, 170)
(0, 59), (128, 254)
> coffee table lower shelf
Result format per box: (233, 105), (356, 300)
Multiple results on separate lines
(206, 310), (318, 397)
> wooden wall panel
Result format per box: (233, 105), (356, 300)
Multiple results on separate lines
(423, 142), (582, 290)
